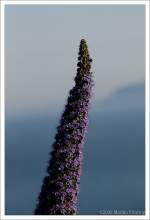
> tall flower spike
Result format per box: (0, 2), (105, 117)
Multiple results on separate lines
(34, 39), (93, 215)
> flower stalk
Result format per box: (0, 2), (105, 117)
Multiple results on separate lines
(34, 39), (93, 215)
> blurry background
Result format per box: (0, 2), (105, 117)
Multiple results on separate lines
(5, 5), (145, 215)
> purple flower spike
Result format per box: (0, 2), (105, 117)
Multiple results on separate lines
(34, 39), (94, 215)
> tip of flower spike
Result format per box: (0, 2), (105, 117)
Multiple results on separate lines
(80, 39), (88, 48)
(77, 39), (92, 76)
(80, 39), (86, 43)
(79, 39), (88, 53)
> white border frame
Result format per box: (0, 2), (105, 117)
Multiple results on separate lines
(0, 1), (149, 220)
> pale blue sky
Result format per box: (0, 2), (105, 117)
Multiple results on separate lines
(5, 5), (145, 116)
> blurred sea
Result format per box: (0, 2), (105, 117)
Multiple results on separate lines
(5, 83), (145, 215)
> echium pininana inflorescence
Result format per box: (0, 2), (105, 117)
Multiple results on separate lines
(34, 39), (93, 215)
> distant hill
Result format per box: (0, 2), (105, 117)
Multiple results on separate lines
(94, 83), (145, 113)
